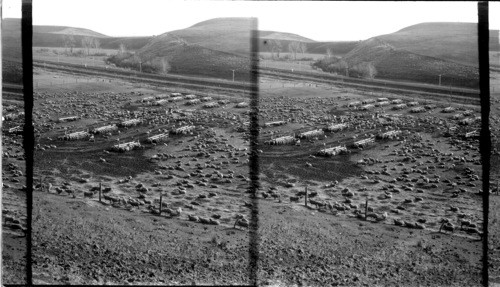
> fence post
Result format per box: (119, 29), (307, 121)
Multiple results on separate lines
(364, 197), (369, 220)
(159, 193), (163, 216)
(304, 186), (308, 207)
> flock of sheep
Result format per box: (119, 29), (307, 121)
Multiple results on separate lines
(29, 86), (484, 240)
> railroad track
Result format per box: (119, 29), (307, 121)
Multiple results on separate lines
(33, 60), (253, 94)
(34, 59), (480, 104)
(259, 67), (480, 103)
(259, 67), (479, 95)
(3, 83), (23, 95)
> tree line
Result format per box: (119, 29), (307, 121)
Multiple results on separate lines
(266, 40), (308, 60)
(62, 33), (101, 55)
(312, 55), (377, 80)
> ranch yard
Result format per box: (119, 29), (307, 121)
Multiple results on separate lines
(2, 64), (489, 285)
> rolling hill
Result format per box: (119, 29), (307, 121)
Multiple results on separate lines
(376, 22), (479, 67)
(119, 17), (360, 81)
(2, 18), (152, 55)
(3, 17), (498, 87)
(140, 18), (358, 57)
(314, 22), (488, 89)
(123, 32), (251, 81)
(157, 17), (254, 56)
(345, 37), (479, 88)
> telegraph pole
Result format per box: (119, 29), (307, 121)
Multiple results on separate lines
(231, 69), (235, 82)
(139, 62), (142, 73)
(439, 74), (442, 86)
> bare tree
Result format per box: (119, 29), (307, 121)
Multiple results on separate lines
(64, 33), (76, 54)
(366, 63), (377, 79)
(337, 60), (349, 77)
(93, 38), (101, 54)
(299, 42), (308, 57)
(81, 38), (87, 54)
(119, 43), (127, 55)
(265, 40), (274, 59)
(161, 57), (171, 74)
(326, 48), (333, 59)
(81, 36), (94, 55)
(288, 41), (301, 60)
(270, 40), (282, 59)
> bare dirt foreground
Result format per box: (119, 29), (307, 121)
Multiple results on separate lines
(488, 70), (500, 285)
(2, 87), (28, 284)
(28, 67), (483, 286)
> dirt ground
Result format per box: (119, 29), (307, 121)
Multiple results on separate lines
(1, 64), (486, 285)
(2, 90), (28, 284)
(489, 70), (500, 285)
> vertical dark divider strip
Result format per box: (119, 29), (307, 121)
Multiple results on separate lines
(478, 2), (490, 287)
(249, 18), (260, 286)
(21, 0), (34, 285)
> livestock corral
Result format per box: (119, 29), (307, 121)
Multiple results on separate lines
(256, 80), (483, 285)
(31, 69), (255, 285)
(26, 66), (484, 286)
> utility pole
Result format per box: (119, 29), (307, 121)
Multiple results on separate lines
(231, 69), (235, 82)
(140, 62), (142, 73)
(439, 74), (442, 86)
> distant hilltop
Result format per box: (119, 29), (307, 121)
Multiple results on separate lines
(3, 17), (499, 87)
(312, 22), (492, 89)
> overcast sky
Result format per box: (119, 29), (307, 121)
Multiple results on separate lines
(3, 1), (498, 41)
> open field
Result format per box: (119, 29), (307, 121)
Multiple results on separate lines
(32, 54), (480, 103)
(260, 59), (318, 73)
(33, 47), (116, 69)
(259, 52), (326, 61)
(21, 60), (486, 285)
(34, 47), (118, 56)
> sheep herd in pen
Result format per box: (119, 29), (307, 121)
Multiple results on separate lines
(28, 84), (485, 240)
(257, 90), (483, 238)
(31, 88), (262, 229)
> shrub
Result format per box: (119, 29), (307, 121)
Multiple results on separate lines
(312, 58), (376, 79)
(106, 53), (161, 74)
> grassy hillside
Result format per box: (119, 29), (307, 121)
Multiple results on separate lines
(100, 37), (152, 50)
(164, 18), (357, 58)
(376, 22), (479, 67)
(307, 41), (359, 55)
(3, 18), (150, 55)
(260, 31), (313, 42)
(163, 17), (254, 56)
(312, 23), (483, 89)
(314, 37), (478, 89)
(43, 27), (108, 37)
(108, 33), (251, 81)
(113, 18), (256, 80)
(2, 19), (23, 84)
